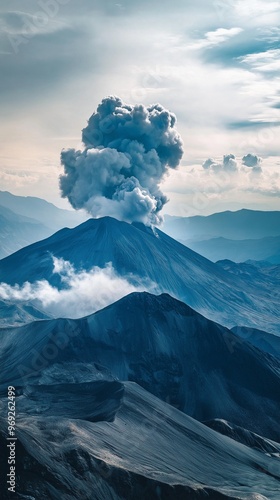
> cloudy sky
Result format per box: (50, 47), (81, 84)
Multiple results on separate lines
(0, 0), (280, 216)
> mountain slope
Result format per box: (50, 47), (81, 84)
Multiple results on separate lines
(1, 292), (280, 441)
(1, 380), (279, 500)
(0, 190), (87, 231)
(231, 325), (280, 360)
(205, 418), (280, 455)
(216, 260), (280, 320)
(0, 299), (51, 326)
(0, 216), (279, 333)
(0, 204), (53, 259)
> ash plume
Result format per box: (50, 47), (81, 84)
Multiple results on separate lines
(60, 96), (184, 225)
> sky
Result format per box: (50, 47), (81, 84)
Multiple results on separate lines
(0, 0), (280, 216)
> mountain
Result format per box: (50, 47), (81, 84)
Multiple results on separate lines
(0, 191), (88, 259)
(217, 259), (280, 294)
(0, 299), (51, 327)
(0, 204), (52, 259)
(181, 235), (280, 264)
(163, 210), (280, 263)
(267, 251), (280, 264)
(205, 419), (280, 456)
(0, 190), (87, 232)
(1, 380), (279, 500)
(163, 209), (280, 241)
(231, 325), (280, 360)
(0, 216), (279, 333)
(2, 292), (280, 441)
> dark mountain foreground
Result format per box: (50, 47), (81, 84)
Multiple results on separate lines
(1, 380), (280, 500)
(1, 292), (280, 442)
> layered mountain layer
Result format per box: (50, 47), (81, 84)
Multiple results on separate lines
(1, 292), (280, 441)
(0, 217), (279, 333)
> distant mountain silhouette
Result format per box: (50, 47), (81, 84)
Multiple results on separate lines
(163, 210), (280, 263)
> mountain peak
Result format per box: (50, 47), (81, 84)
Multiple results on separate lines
(2, 289), (280, 443)
(0, 215), (279, 333)
(94, 291), (196, 319)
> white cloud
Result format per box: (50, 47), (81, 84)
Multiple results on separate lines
(161, 155), (280, 215)
(0, 257), (155, 318)
(0, 169), (39, 188)
(234, 0), (280, 18)
(203, 154), (238, 172)
(189, 27), (243, 50)
(239, 49), (280, 73)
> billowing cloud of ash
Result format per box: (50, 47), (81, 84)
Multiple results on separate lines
(0, 257), (156, 319)
(242, 153), (262, 171)
(60, 96), (184, 225)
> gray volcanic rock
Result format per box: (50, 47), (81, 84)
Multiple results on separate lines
(1, 292), (280, 442)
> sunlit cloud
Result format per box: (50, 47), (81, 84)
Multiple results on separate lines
(189, 28), (243, 50)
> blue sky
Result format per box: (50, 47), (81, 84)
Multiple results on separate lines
(0, 0), (280, 215)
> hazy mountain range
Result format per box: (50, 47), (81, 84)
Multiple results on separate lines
(0, 204), (50, 260)
(163, 210), (280, 263)
(1, 191), (280, 265)
(0, 191), (87, 258)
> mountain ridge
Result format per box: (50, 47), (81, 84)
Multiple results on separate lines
(163, 209), (280, 263)
(0, 190), (87, 230)
(2, 379), (279, 499)
(0, 216), (279, 334)
(0, 203), (52, 259)
(164, 209), (280, 240)
(2, 291), (280, 441)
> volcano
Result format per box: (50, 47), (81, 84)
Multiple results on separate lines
(0, 217), (279, 333)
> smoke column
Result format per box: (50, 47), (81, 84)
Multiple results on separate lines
(60, 96), (183, 225)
